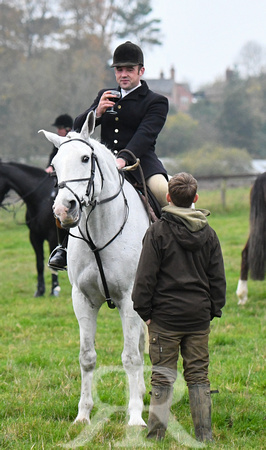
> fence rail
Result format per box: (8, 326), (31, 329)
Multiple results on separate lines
(195, 173), (261, 208)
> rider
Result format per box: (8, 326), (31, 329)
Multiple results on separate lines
(47, 114), (73, 271)
(45, 114), (73, 173)
(48, 41), (169, 271)
(74, 41), (169, 207)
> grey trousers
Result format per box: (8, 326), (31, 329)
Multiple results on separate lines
(148, 321), (210, 387)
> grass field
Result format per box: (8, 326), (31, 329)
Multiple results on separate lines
(0, 187), (265, 449)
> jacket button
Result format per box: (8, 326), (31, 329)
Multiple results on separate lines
(115, 117), (119, 121)
(118, 105), (122, 109)
(115, 129), (119, 133)
(114, 139), (118, 144)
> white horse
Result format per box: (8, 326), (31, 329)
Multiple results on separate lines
(39, 111), (149, 426)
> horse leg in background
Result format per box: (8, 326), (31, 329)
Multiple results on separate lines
(47, 229), (62, 296)
(119, 299), (146, 426)
(236, 238), (249, 305)
(29, 231), (46, 297)
(48, 256), (60, 297)
(72, 285), (98, 424)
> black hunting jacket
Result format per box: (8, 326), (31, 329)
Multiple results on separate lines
(74, 81), (168, 183)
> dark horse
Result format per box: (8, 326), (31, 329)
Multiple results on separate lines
(0, 161), (66, 297)
(236, 172), (266, 304)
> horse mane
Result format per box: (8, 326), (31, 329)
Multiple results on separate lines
(248, 172), (266, 280)
(2, 161), (47, 178)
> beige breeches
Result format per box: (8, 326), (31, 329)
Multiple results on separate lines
(146, 174), (169, 207)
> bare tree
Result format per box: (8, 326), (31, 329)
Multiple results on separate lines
(59, 0), (162, 49)
(0, 0), (60, 57)
(237, 41), (266, 78)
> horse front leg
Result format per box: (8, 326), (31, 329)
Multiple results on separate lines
(236, 238), (249, 305)
(30, 232), (45, 297)
(48, 240), (60, 296)
(119, 300), (146, 427)
(72, 286), (98, 424)
(50, 272), (60, 296)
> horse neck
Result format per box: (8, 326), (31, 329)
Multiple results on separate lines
(80, 168), (127, 241)
(2, 164), (47, 206)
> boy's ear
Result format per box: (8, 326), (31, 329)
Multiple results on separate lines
(166, 192), (171, 203)
(193, 193), (199, 203)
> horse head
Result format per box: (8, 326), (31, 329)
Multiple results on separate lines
(39, 111), (106, 228)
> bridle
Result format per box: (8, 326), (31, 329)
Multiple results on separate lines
(56, 138), (129, 309)
(57, 139), (103, 210)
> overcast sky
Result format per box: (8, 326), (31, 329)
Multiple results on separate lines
(143, 0), (266, 91)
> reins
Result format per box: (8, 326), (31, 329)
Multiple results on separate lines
(117, 149), (152, 226)
(68, 170), (128, 310)
(57, 138), (129, 309)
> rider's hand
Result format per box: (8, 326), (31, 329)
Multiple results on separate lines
(116, 158), (126, 169)
(96, 90), (116, 118)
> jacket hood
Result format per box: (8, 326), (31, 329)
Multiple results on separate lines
(161, 205), (211, 252)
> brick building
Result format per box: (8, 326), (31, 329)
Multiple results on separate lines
(146, 66), (193, 112)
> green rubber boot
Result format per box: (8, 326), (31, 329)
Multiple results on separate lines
(147, 385), (173, 440)
(188, 384), (213, 442)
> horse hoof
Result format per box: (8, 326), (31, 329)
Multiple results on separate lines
(51, 285), (61, 297)
(128, 417), (146, 427)
(34, 290), (45, 297)
(74, 415), (91, 425)
(238, 298), (248, 305)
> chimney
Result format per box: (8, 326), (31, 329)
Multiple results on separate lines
(160, 70), (164, 79)
(226, 67), (234, 81)
(170, 66), (175, 80)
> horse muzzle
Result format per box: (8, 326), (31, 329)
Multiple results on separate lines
(53, 200), (81, 228)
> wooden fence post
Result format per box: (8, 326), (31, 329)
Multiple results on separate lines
(221, 178), (227, 209)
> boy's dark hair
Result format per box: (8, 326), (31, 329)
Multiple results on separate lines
(168, 172), (198, 207)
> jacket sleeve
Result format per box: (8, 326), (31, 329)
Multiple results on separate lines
(73, 90), (105, 131)
(207, 233), (226, 319)
(132, 227), (161, 322)
(119, 95), (168, 161)
(47, 145), (58, 167)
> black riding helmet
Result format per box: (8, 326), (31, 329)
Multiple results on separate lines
(52, 114), (73, 129)
(111, 41), (144, 67)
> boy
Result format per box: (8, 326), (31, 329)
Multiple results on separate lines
(132, 172), (226, 441)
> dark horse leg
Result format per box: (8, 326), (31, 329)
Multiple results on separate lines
(30, 232), (46, 297)
(240, 238), (249, 281)
(30, 231), (60, 297)
(236, 238), (249, 305)
(48, 239), (60, 297)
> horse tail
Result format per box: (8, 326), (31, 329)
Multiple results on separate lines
(248, 172), (266, 280)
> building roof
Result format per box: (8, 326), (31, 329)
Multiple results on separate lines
(145, 78), (175, 96)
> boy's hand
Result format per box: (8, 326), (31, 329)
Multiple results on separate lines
(146, 319), (151, 325)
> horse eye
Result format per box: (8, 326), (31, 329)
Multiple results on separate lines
(82, 155), (89, 163)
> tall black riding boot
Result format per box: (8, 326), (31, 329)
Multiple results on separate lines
(48, 229), (68, 271)
(146, 385), (173, 440)
(188, 384), (213, 442)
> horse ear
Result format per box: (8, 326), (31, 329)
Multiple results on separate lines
(38, 130), (66, 148)
(80, 111), (95, 141)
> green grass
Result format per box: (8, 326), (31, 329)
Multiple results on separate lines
(0, 187), (265, 449)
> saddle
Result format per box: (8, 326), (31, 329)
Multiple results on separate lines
(134, 183), (161, 222)
(124, 171), (162, 222)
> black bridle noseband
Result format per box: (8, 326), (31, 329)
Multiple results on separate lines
(56, 138), (129, 309)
